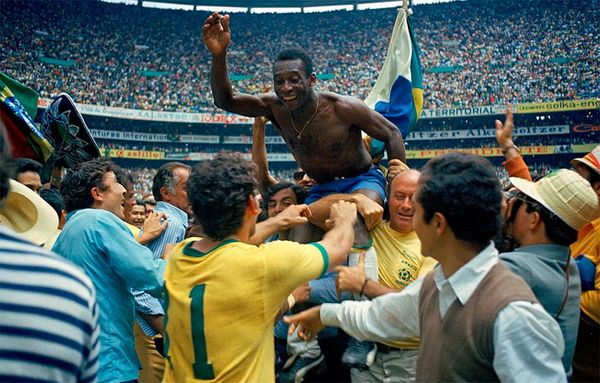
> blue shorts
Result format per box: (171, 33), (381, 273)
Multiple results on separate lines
(304, 167), (386, 204)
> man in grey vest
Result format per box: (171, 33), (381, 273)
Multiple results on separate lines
(501, 169), (597, 378)
(285, 152), (567, 381)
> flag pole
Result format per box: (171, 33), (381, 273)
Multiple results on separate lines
(402, 0), (408, 10)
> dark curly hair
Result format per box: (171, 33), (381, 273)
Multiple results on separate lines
(188, 152), (258, 241)
(274, 48), (314, 77)
(15, 158), (42, 175)
(266, 181), (307, 205)
(418, 152), (502, 246)
(39, 188), (64, 218)
(61, 158), (120, 213)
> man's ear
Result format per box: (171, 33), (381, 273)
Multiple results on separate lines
(246, 194), (261, 216)
(529, 211), (543, 231)
(90, 186), (103, 202)
(309, 73), (317, 87)
(160, 186), (170, 202)
(434, 212), (448, 236)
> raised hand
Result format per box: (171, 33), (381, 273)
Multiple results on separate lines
(202, 13), (230, 55)
(138, 211), (168, 244)
(284, 306), (324, 341)
(351, 194), (383, 230)
(277, 204), (312, 229)
(325, 200), (358, 229)
(495, 104), (515, 150)
(387, 159), (410, 183)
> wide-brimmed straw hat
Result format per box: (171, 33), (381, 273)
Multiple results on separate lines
(0, 179), (58, 245)
(571, 145), (600, 176)
(510, 169), (598, 231)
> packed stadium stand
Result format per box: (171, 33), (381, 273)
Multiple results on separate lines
(2, 0), (598, 111)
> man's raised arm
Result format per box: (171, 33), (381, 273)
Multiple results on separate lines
(338, 96), (406, 162)
(202, 13), (272, 117)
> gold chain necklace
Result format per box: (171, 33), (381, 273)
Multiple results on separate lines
(288, 96), (319, 139)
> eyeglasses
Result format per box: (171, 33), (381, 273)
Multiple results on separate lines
(293, 170), (305, 181)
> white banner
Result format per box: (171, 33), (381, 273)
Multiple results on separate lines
(408, 125), (569, 140)
(38, 98), (598, 123)
(90, 129), (219, 143)
(222, 136), (286, 144)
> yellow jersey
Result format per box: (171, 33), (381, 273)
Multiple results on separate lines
(163, 238), (328, 382)
(571, 216), (600, 323)
(371, 222), (436, 348)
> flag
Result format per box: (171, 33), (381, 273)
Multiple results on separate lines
(364, 8), (423, 158)
(0, 72), (53, 162)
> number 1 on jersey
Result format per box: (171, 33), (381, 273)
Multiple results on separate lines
(190, 284), (215, 379)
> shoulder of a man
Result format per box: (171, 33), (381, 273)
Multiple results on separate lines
(499, 250), (535, 279)
(1, 227), (96, 298)
(263, 240), (327, 270)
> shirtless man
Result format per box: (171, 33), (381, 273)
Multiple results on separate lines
(203, 13), (405, 240)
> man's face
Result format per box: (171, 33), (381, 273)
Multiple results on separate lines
(96, 171), (126, 219)
(145, 203), (155, 217)
(503, 192), (531, 247)
(128, 204), (146, 228)
(273, 59), (314, 112)
(574, 163), (600, 199)
(411, 186), (435, 259)
(293, 169), (316, 190)
(17, 171), (41, 193)
(268, 188), (297, 218)
(123, 184), (135, 219)
(165, 167), (190, 212)
(388, 171), (419, 233)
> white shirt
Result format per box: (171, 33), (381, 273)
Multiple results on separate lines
(321, 243), (567, 382)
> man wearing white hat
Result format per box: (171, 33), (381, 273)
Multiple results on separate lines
(501, 169), (598, 378)
(569, 145), (600, 382)
(0, 126), (100, 382)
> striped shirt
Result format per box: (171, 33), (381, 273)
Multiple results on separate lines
(134, 201), (188, 336)
(0, 226), (100, 383)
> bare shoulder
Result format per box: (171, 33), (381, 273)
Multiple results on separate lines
(260, 92), (280, 107)
(323, 92), (372, 121)
(257, 92), (283, 117)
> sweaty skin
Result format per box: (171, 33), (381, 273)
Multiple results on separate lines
(203, 13), (405, 184)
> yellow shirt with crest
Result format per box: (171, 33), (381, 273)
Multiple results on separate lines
(163, 238), (328, 382)
(371, 221), (436, 349)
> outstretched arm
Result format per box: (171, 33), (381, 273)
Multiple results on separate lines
(337, 96), (406, 163)
(495, 105), (531, 181)
(252, 116), (278, 195)
(285, 278), (422, 342)
(335, 253), (396, 299)
(203, 13), (272, 117)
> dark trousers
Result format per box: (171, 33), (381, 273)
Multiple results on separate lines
(572, 310), (599, 382)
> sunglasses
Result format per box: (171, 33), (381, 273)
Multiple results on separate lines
(293, 171), (306, 181)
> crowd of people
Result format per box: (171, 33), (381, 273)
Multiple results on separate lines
(2, 122), (599, 382)
(1, 0), (597, 113)
(1, 2), (599, 383)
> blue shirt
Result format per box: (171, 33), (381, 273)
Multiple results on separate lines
(53, 209), (166, 383)
(134, 201), (188, 336)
